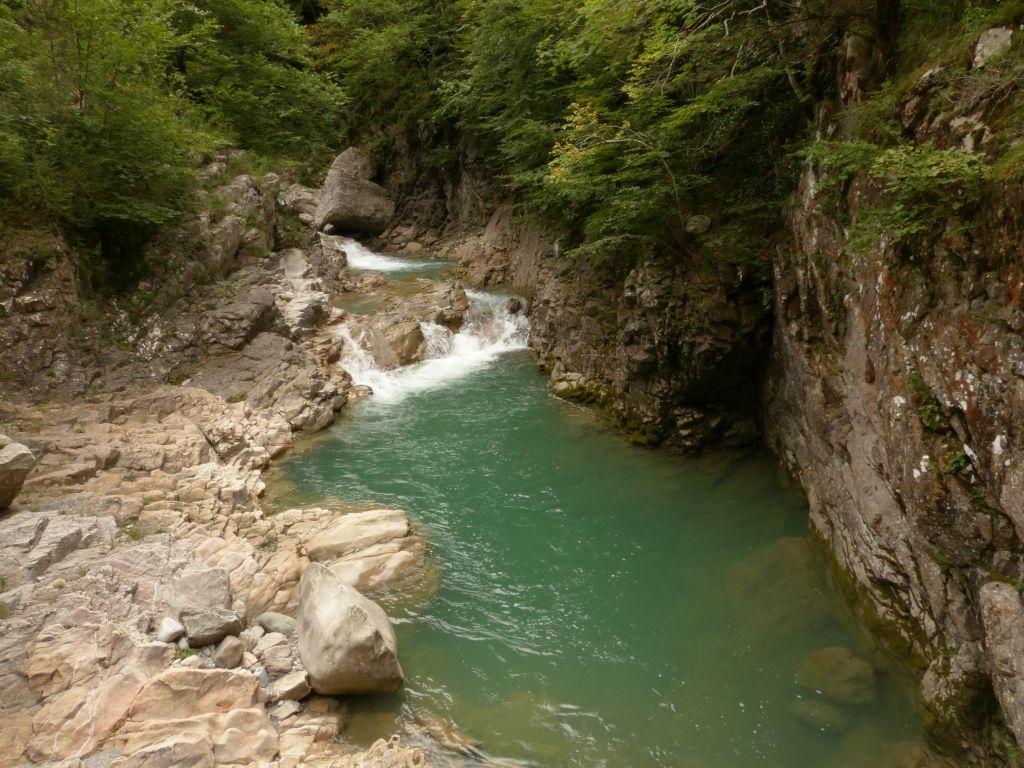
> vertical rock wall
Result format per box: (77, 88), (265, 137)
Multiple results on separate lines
(447, 208), (772, 451)
(763, 41), (1024, 764)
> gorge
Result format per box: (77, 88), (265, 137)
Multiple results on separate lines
(1, 1), (1024, 767)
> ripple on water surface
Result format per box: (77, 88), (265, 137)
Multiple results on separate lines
(278, 352), (935, 768)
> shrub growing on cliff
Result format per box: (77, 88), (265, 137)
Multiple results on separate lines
(805, 141), (988, 255)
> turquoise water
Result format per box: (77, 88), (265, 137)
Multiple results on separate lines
(278, 352), (932, 767)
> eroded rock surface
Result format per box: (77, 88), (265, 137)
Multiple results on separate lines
(314, 148), (395, 235)
(0, 165), (440, 767)
(297, 563), (404, 695)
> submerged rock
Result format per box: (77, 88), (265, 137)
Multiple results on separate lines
(791, 698), (850, 733)
(796, 647), (877, 705)
(296, 563), (404, 695)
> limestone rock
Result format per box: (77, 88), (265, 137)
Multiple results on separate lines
(263, 644), (295, 678)
(181, 608), (243, 647)
(120, 668), (277, 764)
(213, 635), (244, 669)
(305, 509), (410, 561)
(280, 183), (320, 218)
(296, 563), (404, 695)
(980, 582), (1024, 744)
(796, 647), (876, 705)
(974, 27), (1013, 68)
(155, 617), (185, 644)
(240, 625), (265, 652)
(329, 537), (424, 592)
(258, 611), (297, 635)
(171, 567), (232, 618)
(314, 149), (394, 235)
(271, 670), (312, 702)
(332, 737), (425, 768)
(0, 437), (36, 509)
(111, 732), (215, 768)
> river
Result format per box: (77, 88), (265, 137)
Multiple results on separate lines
(271, 243), (932, 767)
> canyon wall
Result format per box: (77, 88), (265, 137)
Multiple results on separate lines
(763, 35), (1024, 767)
(437, 30), (1024, 765)
(444, 210), (771, 451)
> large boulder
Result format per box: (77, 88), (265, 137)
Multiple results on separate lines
(0, 436), (36, 509)
(296, 563), (403, 695)
(974, 27), (1013, 69)
(314, 149), (395, 235)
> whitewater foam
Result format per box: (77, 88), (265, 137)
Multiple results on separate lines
(322, 235), (442, 273)
(336, 290), (529, 404)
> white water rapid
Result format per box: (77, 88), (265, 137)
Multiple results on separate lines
(324, 234), (442, 273)
(336, 289), (530, 405)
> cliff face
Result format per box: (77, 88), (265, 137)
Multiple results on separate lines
(437, 25), (1024, 763)
(764, 34), (1024, 766)
(446, 209), (771, 451)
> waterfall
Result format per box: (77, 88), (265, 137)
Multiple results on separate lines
(336, 289), (529, 404)
(322, 234), (439, 273)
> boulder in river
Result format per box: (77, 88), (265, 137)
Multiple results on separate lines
(796, 646), (877, 705)
(0, 436), (36, 509)
(296, 563), (404, 695)
(314, 148), (395, 235)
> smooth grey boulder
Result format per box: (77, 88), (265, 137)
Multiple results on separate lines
(213, 635), (244, 669)
(257, 611), (297, 635)
(156, 617), (186, 643)
(313, 149), (394, 235)
(296, 563), (403, 695)
(0, 436), (36, 509)
(181, 608), (243, 647)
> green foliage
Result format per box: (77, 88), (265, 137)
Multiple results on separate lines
(0, 0), (206, 235)
(943, 449), (970, 475)
(173, 0), (345, 157)
(907, 369), (946, 434)
(806, 140), (987, 254)
(0, 602), (9, 619)
(315, 0), (852, 267)
(176, 647), (198, 659)
(0, 0), (341, 275)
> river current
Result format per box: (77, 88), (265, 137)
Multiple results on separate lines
(272, 243), (933, 767)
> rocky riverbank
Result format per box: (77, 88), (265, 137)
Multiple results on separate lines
(0, 151), (476, 767)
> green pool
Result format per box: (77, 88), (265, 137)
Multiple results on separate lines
(277, 347), (933, 767)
